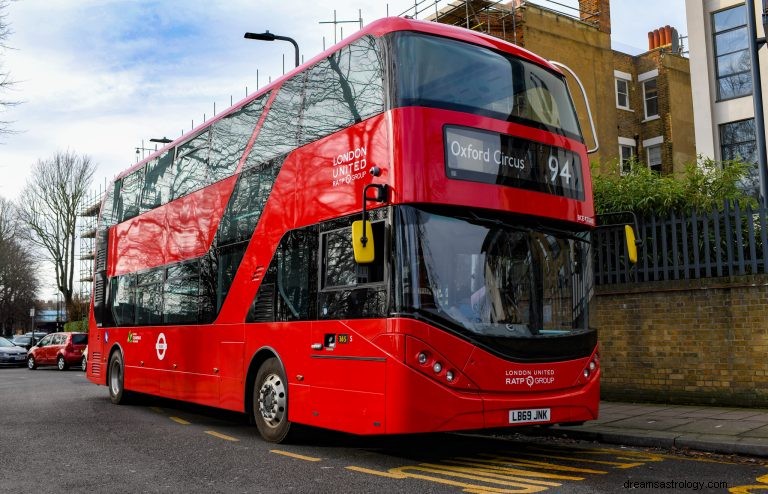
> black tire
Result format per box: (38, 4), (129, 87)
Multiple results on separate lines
(57, 355), (68, 371)
(253, 357), (292, 443)
(108, 351), (130, 405)
(81, 355), (87, 372)
(27, 355), (37, 370)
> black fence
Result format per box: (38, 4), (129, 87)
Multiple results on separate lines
(594, 202), (768, 285)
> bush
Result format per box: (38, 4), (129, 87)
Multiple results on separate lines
(63, 319), (88, 333)
(593, 157), (757, 216)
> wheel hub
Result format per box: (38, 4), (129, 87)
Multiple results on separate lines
(258, 373), (286, 428)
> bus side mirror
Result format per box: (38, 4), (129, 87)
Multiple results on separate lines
(351, 220), (375, 264)
(625, 225), (638, 264)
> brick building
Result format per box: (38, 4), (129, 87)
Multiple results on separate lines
(430, 0), (697, 176)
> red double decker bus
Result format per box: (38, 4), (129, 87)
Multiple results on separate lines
(86, 17), (600, 443)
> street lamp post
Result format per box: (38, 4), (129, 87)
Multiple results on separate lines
(746, 0), (767, 206)
(244, 31), (300, 68)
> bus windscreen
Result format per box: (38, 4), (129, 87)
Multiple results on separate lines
(391, 32), (583, 141)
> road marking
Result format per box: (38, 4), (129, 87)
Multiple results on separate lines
(170, 416), (190, 425)
(476, 454), (606, 475)
(730, 472), (768, 493)
(345, 466), (407, 478)
(150, 407), (164, 414)
(270, 450), (323, 462)
(204, 430), (239, 442)
(346, 446), (665, 493)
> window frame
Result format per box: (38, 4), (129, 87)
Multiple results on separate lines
(719, 118), (757, 164)
(619, 143), (635, 175)
(615, 76), (630, 110)
(646, 144), (662, 172)
(712, 4), (752, 101)
(319, 221), (386, 291)
(642, 78), (659, 120)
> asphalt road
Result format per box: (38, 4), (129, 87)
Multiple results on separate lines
(1, 366), (767, 493)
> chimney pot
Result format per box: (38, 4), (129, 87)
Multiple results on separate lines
(652, 29), (660, 49)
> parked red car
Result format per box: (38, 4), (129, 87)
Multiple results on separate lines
(27, 332), (88, 371)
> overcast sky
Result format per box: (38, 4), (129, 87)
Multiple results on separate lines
(0, 0), (686, 295)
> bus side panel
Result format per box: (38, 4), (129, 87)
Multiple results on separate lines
(218, 323), (245, 411)
(306, 319), (387, 434)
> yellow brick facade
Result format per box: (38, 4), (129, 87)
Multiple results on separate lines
(593, 276), (768, 406)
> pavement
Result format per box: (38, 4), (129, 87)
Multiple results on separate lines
(531, 401), (768, 458)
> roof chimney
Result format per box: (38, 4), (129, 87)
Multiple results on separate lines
(578, 0), (611, 34)
(648, 25), (679, 51)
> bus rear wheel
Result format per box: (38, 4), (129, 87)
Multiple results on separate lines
(108, 351), (130, 405)
(253, 357), (291, 443)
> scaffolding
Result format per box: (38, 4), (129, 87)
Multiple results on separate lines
(78, 184), (106, 307)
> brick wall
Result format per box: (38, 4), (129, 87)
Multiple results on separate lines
(593, 275), (768, 407)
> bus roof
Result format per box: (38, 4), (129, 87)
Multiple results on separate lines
(117, 16), (561, 181)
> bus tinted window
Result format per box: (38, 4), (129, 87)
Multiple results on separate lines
(209, 93), (268, 183)
(247, 76), (303, 167)
(172, 131), (210, 200)
(302, 35), (384, 145)
(118, 169), (142, 222)
(136, 269), (163, 325)
(391, 32), (582, 140)
(216, 158), (282, 247)
(164, 262), (200, 324)
(141, 150), (174, 212)
(110, 275), (136, 326)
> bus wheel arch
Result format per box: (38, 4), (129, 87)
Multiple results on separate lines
(245, 349), (292, 443)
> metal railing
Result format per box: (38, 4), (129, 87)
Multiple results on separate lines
(594, 202), (768, 285)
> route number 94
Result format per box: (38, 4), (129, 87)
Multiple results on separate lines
(548, 156), (572, 184)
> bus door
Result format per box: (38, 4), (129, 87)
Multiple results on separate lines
(308, 221), (388, 433)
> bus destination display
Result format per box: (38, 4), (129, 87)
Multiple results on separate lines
(444, 125), (584, 200)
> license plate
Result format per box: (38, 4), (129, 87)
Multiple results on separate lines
(15, 355), (26, 360)
(509, 408), (550, 424)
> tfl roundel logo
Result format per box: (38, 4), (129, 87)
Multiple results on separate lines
(155, 333), (168, 361)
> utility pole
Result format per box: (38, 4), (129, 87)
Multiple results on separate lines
(746, 0), (767, 206)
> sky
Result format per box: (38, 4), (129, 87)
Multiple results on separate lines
(0, 0), (687, 296)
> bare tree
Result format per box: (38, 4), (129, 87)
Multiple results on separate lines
(0, 196), (38, 336)
(17, 151), (95, 321)
(0, 0), (18, 135)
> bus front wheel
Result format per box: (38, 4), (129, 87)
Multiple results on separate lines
(253, 357), (292, 443)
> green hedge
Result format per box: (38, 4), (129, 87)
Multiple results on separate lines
(593, 157), (757, 216)
(63, 320), (88, 333)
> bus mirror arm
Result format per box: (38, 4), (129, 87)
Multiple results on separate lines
(352, 178), (387, 264)
(549, 61), (599, 154)
(360, 182), (388, 246)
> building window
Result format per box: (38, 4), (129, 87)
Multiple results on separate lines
(713, 4), (752, 100)
(643, 78), (658, 119)
(616, 78), (630, 110)
(619, 144), (635, 174)
(643, 136), (663, 173)
(720, 118), (757, 164)
(646, 145), (662, 172)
